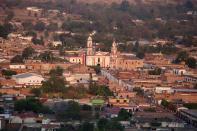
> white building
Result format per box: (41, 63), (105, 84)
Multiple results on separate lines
(184, 74), (197, 83)
(12, 73), (44, 86)
(85, 35), (143, 70)
(26, 7), (42, 12)
(63, 72), (98, 85)
(154, 87), (173, 94)
(9, 64), (26, 70)
(173, 68), (186, 75)
(86, 36), (110, 67)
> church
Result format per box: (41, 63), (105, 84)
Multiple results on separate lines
(86, 35), (110, 67)
(67, 35), (144, 70)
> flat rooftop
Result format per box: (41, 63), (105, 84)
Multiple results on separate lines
(181, 109), (197, 118)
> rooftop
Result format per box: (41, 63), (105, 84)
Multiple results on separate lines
(12, 73), (43, 79)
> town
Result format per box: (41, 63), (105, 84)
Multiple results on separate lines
(0, 0), (197, 131)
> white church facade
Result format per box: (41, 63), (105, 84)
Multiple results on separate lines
(67, 35), (144, 70)
(86, 36), (111, 67)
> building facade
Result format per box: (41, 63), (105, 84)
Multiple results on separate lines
(86, 36), (111, 67)
(85, 35), (144, 69)
(12, 73), (44, 86)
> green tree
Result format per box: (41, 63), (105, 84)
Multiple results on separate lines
(175, 51), (189, 63)
(81, 104), (92, 111)
(34, 21), (46, 31)
(66, 101), (80, 119)
(79, 122), (94, 131)
(32, 37), (44, 45)
(56, 101), (81, 120)
(42, 76), (66, 93)
(117, 108), (131, 121)
(119, 0), (130, 11)
(31, 88), (41, 97)
(133, 87), (144, 96)
(97, 118), (108, 131)
(183, 103), (197, 109)
(89, 84), (113, 96)
(10, 55), (24, 63)
(136, 50), (145, 59)
(97, 118), (124, 131)
(22, 47), (35, 59)
(92, 65), (101, 74)
(14, 98), (51, 113)
(25, 31), (37, 37)
(49, 66), (64, 76)
(6, 10), (14, 21)
(186, 57), (196, 69)
(148, 68), (162, 75)
(3, 23), (14, 33)
(39, 51), (54, 62)
(0, 107), (4, 114)
(2, 69), (17, 77)
(184, 0), (194, 9)
(107, 120), (124, 131)
(161, 99), (170, 108)
(0, 25), (9, 39)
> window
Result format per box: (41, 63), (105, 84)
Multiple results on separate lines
(98, 58), (100, 63)
(117, 100), (120, 103)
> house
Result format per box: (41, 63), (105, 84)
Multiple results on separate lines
(51, 41), (62, 47)
(9, 64), (26, 70)
(154, 87), (173, 94)
(108, 98), (130, 107)
(184, 74), (197, 83)
(12, 73), (44, 86)
(177, 108), (197, 127)
(173, 68), (187, 75)
(10, 112), (38, 124)
(41, 118), (61, 131)
(101, 107), (121, 118)
(0, 117), (6, 130)
(135, 112), (186, 129)
(65, 52), (86, 65)
(63, 72), (98, 85)
(116, 91), (136, 98)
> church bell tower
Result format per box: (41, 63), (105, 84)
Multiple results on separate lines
(111, 40), (118, 58)
(87, 35), (94, 56)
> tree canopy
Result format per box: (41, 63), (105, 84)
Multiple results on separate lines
(14, 98), (52, 114)
(117, 108), (132, 121)
(97, 118), (124, 131)
(10, 55), (24, 63)
(1, 69), (17, 77)
(49, 66), (64, 76)
(55, 101), (81, 120)
(42, 76), (67, 93)
(89, 84), (113, 97)
(22, 46), (35, 59)
(0, 24), (9, 39)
